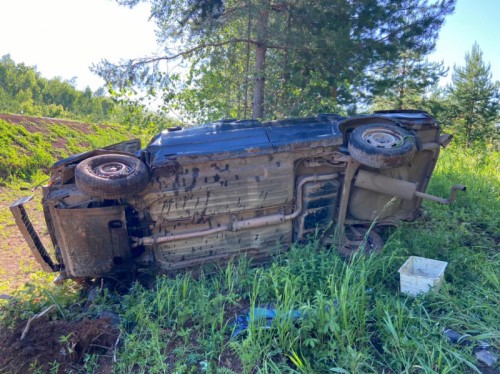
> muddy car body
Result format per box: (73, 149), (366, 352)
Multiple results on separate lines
(11, 110), (464, 281)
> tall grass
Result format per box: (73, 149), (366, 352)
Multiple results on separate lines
(1, 145), (498, 373)
(0, 118), (157, 184)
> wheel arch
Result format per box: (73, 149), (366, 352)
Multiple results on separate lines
(338, 115), (399, 147)
(348, 123), (417, 169)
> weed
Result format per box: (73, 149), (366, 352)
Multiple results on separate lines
(1, 143), (498, 373)
(0, 272), (80, 325)
(0, 117), (151, 184)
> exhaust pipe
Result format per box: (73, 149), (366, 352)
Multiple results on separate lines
(133, 174), (340, 247)
(414, 185), (466, 205)
(354, 169), (466, 205)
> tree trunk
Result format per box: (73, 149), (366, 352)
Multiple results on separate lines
(243, 0), (252, 119)
(331, 85), (338, 101)
(279, 5), (292, 115)
(252, 44), (267, 119)
(252, 0), (270, 119)
(398, 54), (408, 110)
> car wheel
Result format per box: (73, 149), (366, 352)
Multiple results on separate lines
(338, 226), (384, 258)
(75, 154), (149, 199)
(348, 123), (416, 169)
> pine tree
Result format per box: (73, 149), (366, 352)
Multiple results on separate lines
(448, 43), (499, 147)
(95, 0), (455, 121)
(371, 51), (447, 110)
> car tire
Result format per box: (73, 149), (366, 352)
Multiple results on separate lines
(75, 154), (149, 199)
(348, 123), (416, 169)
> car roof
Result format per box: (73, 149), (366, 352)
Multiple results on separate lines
(146, 116), (344, 166)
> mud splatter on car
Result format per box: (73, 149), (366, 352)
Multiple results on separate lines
(11, 110), (464, 282)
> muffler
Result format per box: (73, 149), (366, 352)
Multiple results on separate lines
(354, 169), (466, 205)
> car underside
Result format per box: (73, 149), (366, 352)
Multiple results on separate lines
(11, 110), (465, 282)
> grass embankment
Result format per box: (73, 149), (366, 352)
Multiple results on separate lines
(0, 115), (134, 183)
(0, 114), (141, 291)
(1, 141), (499, 373)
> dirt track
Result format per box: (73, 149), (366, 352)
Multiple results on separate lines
(0, 187), (45, 292)
(0, 113), (99, 292)
(0, 113), (95, 134)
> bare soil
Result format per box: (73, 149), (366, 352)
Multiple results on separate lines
(0, 187), (45, 292)
(0, 113), (95, 135)
(0, 113), (104, 155)
(0, 315), (119, 373)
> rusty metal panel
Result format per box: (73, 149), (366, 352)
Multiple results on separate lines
(142, 156), (294, 223)
(153, 221), (292, 271)
(52, 206), (131, 277)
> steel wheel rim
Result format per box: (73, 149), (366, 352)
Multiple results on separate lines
(362, 129), (404, 148)
(93, 162), (133, 178)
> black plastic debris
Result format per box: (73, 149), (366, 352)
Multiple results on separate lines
(442, 328), (472, 346)
(443, 327), (498, 368)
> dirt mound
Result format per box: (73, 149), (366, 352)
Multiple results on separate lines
(0, 113), (95, 135)
(0, 315), (119, 373)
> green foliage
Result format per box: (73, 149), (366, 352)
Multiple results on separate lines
(0, 55), (178, 129)
(446, 43), (499, 147)
(107, 84), (182, 132)
(0, 272), (80, 325)
(3, 145), (497, 372)
(0, 55), (114, 122)
(372, 51), (448, 111)
(0, 118), (131, 183)
(96, 0), (455, 121)
(371, 42), (500, 148)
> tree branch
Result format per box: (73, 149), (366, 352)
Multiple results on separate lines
(128, 39), (259, 67)
(124, 38), (314, 68)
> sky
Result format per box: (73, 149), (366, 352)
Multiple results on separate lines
(428, 0), (500, 86)
(0, 0), (499, 91)
(0, 0), (158, 90)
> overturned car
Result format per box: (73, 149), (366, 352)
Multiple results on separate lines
(11, 110), (464, 282)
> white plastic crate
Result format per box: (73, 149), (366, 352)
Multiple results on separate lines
(398, 256), (448, 296)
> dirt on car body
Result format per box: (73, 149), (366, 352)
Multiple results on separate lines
(10, 110), (464, 282)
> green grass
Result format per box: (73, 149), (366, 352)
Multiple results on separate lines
(0, 118), (154, 184)
(0, 144), (498, 373)
(0, 116), (160, 294)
